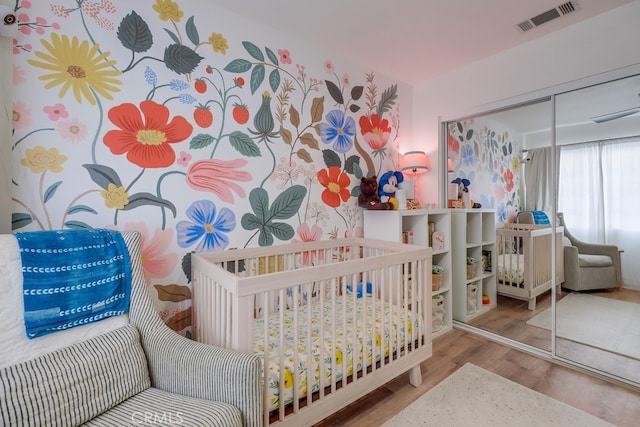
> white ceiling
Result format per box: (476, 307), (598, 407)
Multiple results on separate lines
(205, 0), (635, 85)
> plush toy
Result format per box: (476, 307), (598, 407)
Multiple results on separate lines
(358, 176), (392, 210)
(378, 171), (404, 199)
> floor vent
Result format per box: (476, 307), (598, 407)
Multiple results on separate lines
(516, 1), (579, 33)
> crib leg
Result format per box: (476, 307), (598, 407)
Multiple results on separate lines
(528, 298), (536, 311)
(409, 365), (422, 387)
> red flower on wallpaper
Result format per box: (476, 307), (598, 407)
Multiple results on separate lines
(104, 100), (193, 168)
(503, 169), (514, 192)
(448, 134), (460, 155)
(186, 158), (252, 203)
(318, 166), (350, 208)
(359, 114), (391, 150)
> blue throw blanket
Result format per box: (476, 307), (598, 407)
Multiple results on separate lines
(15, 229), (132, 339)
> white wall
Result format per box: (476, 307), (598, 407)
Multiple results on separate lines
(413, 1), (640, 205)
(0, 21), (11, 234)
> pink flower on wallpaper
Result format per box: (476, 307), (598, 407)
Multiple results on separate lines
(448, 134), (460, 155)
(186, 158), (251, 203)
(494, 184), (506, 203)
(125, 223), (178, 285)
(12, 102), (32, 129)
(359, 114), (391, 150)
(176, 151), (191, 167)
(278, 49), (291, 64)
(57, 118), (87, 143)
(43, 103), (69, 121)
(293, 223), (324, 265)
(13, 66), (26, 85)
(503, 169), (514, 192)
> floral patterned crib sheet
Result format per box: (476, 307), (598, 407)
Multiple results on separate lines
(497, 254), (525, 288)
(254, 294), (423, 411)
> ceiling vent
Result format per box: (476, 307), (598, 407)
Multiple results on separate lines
(516, 1), (579, 33)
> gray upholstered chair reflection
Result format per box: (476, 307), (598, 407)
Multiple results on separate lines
(557, 212), (620, 291)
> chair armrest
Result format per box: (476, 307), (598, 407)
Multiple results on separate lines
(142, 325), (263, 427)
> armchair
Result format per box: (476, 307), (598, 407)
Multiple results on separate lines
(0, 231), (262, 426)
(557, 212), (621, 292)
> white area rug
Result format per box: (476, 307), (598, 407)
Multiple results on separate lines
(526, 292), (640, 360)
(383, 363), (612, 427)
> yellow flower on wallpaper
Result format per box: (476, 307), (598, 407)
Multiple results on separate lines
(20, 146), (67, 173)
(27, 34), (122, 106)
(153, 0), (184, 22)
(208, 33), (228, 54)
(101, 183), (130, 209)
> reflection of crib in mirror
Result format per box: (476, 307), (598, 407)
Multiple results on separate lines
(496, 224), (565, 310)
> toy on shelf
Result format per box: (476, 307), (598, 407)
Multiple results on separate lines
(357, 176), (392, 210)
(378, 171), (404, 210)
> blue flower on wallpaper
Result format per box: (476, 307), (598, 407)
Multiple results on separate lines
(461, 144), (475, 167)
(144, 66), (157, 86)
(496, 203), (507, 223)
(177, 200), (236, 252)
(479, 194), (495, 209)
(319, 110), (356, 153)
(178, 94), (197, 104)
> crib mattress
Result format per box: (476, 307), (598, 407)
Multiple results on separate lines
(253, 294), (422, 411)
(497, 254), (525, 288)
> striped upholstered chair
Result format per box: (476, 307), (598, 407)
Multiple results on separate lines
(0, 231), (262, 426)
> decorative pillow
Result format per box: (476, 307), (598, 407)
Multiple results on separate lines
(0, 324), (150, 426)
(531, 211), (551, 225)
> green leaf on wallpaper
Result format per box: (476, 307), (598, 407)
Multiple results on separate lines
(241, 186), (305, 246)
(83, 164), (122, 190)
(299, 132), (319, 150)
(121, 192), (177, 217)
(64, 220), (93, 230)
(351, 186), (361, 198)
(250, 64), (265, 95)
(185, 16), (199, 45)
(264, 222), (294, 242)
(351, 86), (364, 101)
(229, 131), (261, 156)
(189, 133), (214, 149)
(224, 59), (252, 73)
(344, 155), (361, 176)
(164, 44), (203, 74)
(349, 104), (361, 113)
(11, 213), (32, 230)
(376, 84), (398, 116)
(67, 205), (98, 215)
(457, 122), (463, 134)
(352, 162), (363, 180)
(466, 129), (474, 141)
(117, 11), (153, 53)
(181, 252), (192, 282)
(265, 47), (279, 66)
(242, 41), (264, 61)
(163, 28), (180, 45)
(269, 69), (280, 92)
(271, 185), (306, 220)
(43, 181), (62, 203)
(322, 149), (341, 169)
(325, 80), (344, 105)
(310, 97), (324, 124)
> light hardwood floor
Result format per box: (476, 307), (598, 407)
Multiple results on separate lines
(314, 289), (640, 427)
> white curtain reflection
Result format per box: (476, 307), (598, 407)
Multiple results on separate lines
(558, 137), (640, 288)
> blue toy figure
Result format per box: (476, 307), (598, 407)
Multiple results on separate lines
(378, 171), (404, 199)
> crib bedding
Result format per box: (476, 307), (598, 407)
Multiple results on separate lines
(497, 253), (525, 288)
(254, 294), (423, 411)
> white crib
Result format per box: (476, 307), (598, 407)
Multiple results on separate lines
(496, 224), (565, 310)
(191, 238), (432, 426)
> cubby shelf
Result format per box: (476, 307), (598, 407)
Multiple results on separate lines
(362, 209), (453, 338)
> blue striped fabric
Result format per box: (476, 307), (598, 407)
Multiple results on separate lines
(15, 229), (132, 339)
(531, 210), (550, 224)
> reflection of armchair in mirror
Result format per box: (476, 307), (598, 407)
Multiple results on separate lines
(557, 212), (621, 292)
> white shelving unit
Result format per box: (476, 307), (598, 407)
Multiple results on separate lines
(450, 209), (496, 323)
(362, 209), (453, 338)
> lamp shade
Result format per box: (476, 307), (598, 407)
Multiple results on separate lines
(401, 151), (430, 175)
(447, 157), (454, 173)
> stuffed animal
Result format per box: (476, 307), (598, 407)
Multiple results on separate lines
(358, 176), (392, 210)
(378, 171), (404, 199)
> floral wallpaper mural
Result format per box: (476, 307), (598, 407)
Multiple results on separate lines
(447, 118), (522, 223)
(9, 0), (404, 334)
